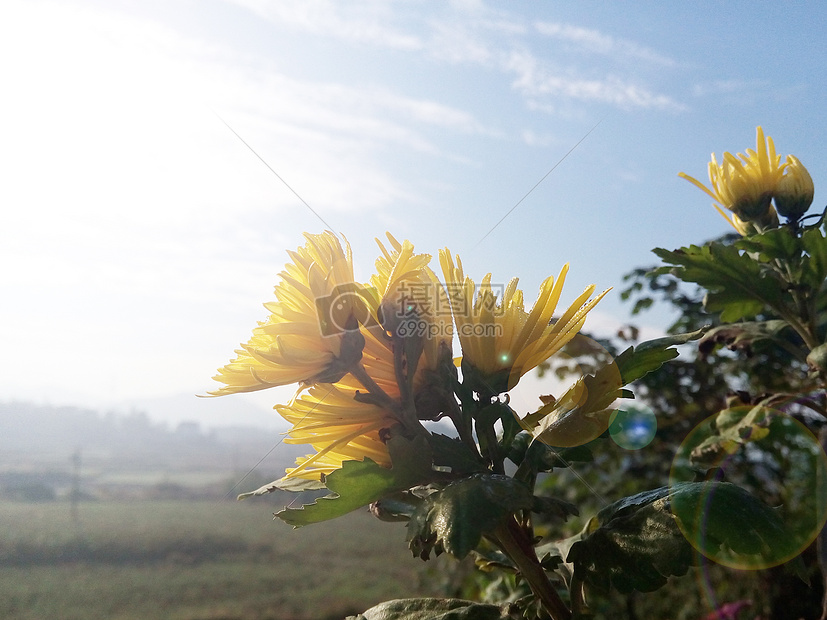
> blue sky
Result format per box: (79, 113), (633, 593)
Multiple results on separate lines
(1, 0), (825, 427)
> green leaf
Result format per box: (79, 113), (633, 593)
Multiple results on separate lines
(614, 328), (706, 384)
(345, 598), (522, 620)
(521, 364), (623, 448)
(566, 486), (692, 593)
(566, 482), (794, 594)
(407, 474), (534, 560)
(275, 434), (434, 527)
(532, 496), (579, 523)
(237, 475), (326, 499)
(369, 493), (422, 522)
(669, 482), (794, 567)
(473, 548), (518, 572)
(736, 225), (800, 262)
(654, 242), (786, 322)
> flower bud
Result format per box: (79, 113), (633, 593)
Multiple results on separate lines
(774, 155), (814, 220)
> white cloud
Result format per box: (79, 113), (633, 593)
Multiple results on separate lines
(503, 49), (685, 111)
(228, 0), (423, 50)
(0, 0), (495, 226)
(0, 0), (516, 406)
(535, 21), (677, 67)
(225, 0), (682, 114)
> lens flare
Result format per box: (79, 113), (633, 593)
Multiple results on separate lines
(609, 405), (657, 450)
(670, 408), (827, 570)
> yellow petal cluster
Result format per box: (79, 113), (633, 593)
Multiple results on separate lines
(207, 231), (364, 396)
(370, 233), (453, 373)
(276, 383), (396, 480)
(679, 127), (784, 223)
(439, 250), (609, 393)
(210, 233), (456, 481)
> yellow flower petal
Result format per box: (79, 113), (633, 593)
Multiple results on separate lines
(275, 383), (397, 480)
(207, 231), (365, 396)
(439, 248), (609, 392)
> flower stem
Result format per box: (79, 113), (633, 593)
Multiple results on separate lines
(492, 517), (571, 620)
(350, 362), (397, 409)
(446, 397), (482, 459)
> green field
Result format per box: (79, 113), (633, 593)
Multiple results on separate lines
(0, 499), (451, 620)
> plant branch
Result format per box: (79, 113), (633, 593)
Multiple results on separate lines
(492, 517), (571, 620)
(446, 396), (481, 459)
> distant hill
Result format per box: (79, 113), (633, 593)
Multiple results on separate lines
(110, 390), (293, 431)
(0, 401), (309, 500)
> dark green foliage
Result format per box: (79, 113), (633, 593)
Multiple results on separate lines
(697, 320), (791, 356)
(507, 432), (594, 474)
(428, 433), (488, 476)
(407, 474), (534, 560)
(654, 242), (777, 322)
(565, 483), (792, 594)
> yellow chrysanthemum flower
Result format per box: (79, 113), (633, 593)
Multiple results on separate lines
(775, 155), (814, 220)
(266, 234), (456, 483)
(679, 126), (785, 225)
(439, 250), (609, 393)
(276, 383), (397, 480)
(370, 233), (453, 374)
(208, 231), (367, 396)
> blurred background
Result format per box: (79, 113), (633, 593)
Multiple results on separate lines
(1, 1), (825, 617)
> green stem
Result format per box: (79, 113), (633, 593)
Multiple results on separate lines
(569, 575), (586, 617)
(350, 362), (396, 409)
(350, 362), (428, 440)
(475, 414), (504, 475)
(492, 517), (571, 620)
(764, 244), (821, 351)
(773, 308), (819, 352)
(447, 397), (482, 460)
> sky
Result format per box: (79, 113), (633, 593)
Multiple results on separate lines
(1, 0), (826, 429)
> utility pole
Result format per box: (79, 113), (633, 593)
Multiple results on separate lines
(70, 448), (81, 523)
